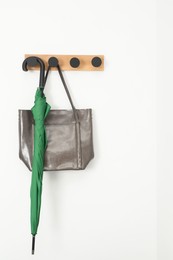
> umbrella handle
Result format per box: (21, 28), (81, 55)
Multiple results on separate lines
(22, 56), (45, 89)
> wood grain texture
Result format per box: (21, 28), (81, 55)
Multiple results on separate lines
(25, 54), (104, 71)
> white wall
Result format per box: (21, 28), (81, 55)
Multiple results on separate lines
(157, 1), (173, 260)
(0, 1), (160, 259)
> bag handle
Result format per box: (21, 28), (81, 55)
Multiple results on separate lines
(44, 57), (79, 122)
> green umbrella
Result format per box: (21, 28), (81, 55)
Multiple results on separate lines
(31, 88), (51, 254)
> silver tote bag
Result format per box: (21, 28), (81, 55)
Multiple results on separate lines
(18, 65), (94, 171)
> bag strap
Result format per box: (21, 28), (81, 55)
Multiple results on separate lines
(44, 58), (82, 168)
(44, 59), (79, 122)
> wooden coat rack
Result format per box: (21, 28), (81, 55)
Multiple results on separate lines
(25, 54), (104, 71)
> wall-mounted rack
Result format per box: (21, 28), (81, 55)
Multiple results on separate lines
(25, 54), (104, 71)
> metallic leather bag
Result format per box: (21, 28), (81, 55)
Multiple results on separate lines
(19, 64), (94, 171)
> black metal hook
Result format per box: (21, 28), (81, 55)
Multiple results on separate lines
(22, 56), (45, 88)
(70, 57), (80, 68)
(48, 57), (59, 67)
(91, 56), (102, 67)
(43, 57), (59, 86)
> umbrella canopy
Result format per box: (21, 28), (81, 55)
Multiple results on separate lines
(30, 88), (51, 254)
